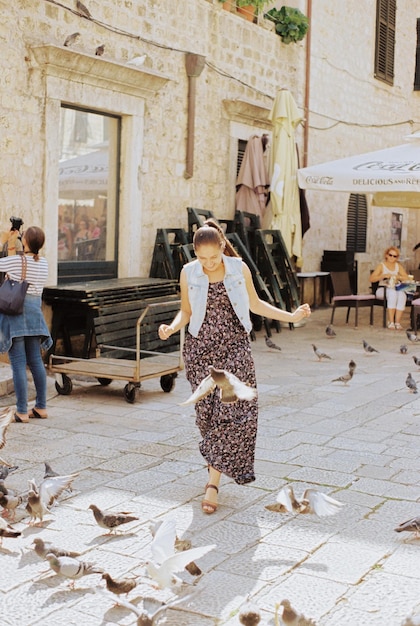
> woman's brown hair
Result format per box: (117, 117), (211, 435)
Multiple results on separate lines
(193, 219), (239, 258)
(24, 226), (45, 261)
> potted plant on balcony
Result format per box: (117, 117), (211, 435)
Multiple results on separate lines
(236, 0), (272, 22)
(264, 5), (309, 43)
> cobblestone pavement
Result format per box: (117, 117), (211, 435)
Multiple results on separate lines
(1, 306), (420, 625)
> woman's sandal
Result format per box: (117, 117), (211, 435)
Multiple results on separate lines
(14, 413), (29, 423)
(202, 483), (219, 514)
(28, 408), (48, 419)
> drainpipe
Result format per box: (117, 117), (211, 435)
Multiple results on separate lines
(184, 53), (206, 179)
(303, 0), (312, 167)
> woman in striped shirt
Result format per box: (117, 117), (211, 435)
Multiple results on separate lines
(0, 227), (52, 422)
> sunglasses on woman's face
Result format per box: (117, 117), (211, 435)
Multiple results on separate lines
(388, 253), (398, 258)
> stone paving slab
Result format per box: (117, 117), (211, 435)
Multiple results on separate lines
(2, 307), (420, 624)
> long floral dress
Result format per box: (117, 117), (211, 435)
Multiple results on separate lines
(183, 281), (258, 485)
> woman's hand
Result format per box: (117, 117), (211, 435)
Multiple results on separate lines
(293, 303), (311, 322)
(158, 324), (174, 341)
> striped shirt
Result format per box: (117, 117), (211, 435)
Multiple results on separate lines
(0, 255), (49, 296)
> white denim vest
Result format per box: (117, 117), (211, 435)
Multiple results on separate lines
(184, 254), (252, 337)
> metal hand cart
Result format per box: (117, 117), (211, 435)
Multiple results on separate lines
(48, 302), (184, 403)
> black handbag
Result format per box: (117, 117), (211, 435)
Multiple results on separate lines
(0, 255), (29, 315)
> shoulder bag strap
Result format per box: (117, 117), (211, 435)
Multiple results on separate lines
(20, 254), (27, 282)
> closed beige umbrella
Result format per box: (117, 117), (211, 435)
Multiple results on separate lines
(268, 89), (303, 262)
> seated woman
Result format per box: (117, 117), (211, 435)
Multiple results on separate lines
(370, 247), (409, 330)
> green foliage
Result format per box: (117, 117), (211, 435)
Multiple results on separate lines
(236, 0), (271, 9)
(264, 5), (309, 44)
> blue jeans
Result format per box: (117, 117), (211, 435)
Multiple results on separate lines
(8, 336), (47, 414)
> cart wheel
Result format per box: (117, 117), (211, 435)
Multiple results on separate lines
(124, 383), (136, 404)
(97, 377), (112, 386)
(160, 373), (177, 393)
(55, 374), (73, 395)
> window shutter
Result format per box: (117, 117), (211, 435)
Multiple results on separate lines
(346, 194), (367, 253)
(374, 0), (396, 85)
(237, 139), (247, 179)
(415, 18), (420, 90)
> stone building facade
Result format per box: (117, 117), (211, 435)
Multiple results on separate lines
(0, 0), (419, 292)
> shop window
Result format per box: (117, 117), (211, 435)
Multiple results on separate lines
(374, 0), (396, 85)
(346, 194), (367, 253)
(415, 18), (420, 90)
(58, 106), (120, 282)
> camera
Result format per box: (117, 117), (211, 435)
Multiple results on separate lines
(10, 216), (23, 232)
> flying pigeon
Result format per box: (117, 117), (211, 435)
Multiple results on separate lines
(44, 462), (73, 492)
(76, 0), (92, 19)
(265, 335), (282, 351)
(400, 344), (408, 354)
(127, 54), (147, 66)
(33, 538), (80, 559)
(406, 373), (418, 394)
(95, 44), (105, 56)
(0, 465), (18, 481)
(394, 516), (420, 539)
(0, 407), (14, 466)
(363, 339), (379, 354)
(150, 520), (199, 575)
(325, 324), (336, 337)
(181, 366), (257, 405)
(111, 592), (198, 626)
(26, 474), (78, 525)
(63, 32), (80, 47)
(45, 553), (103, 589)
(406, 329), (419, 342)
(239, 597), (261, 625)
(101, 572), (137, 599)
(275, 599), (317, 626)
(89, 504), (138, 534)
(311, 344), (331, 361)
(413, 356), (420, 367)
(0, 517), (21, 545)
(265, 485), (344, 517)
(146, 516), (215, 588)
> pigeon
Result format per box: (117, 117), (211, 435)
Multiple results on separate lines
(89, 504), (138, 534)
(0, 517), (21, 545)
(26, 473), (78, 524)
(239, 597), (261, 625)
(394, 516), (420, 539)
(95, 44), (105, 56)
(325, 324), (336, 337)
(44, 462), (73, 492)
(406, 329), (419, 342)
(406, 373), (418, 394)
(265, 335), (282, 351)
(311, 344), (331, 361)
(146, 516), (215, 588)
(102, 572), (137, 598)
(0, 493), (25, 520)
(265, 485), (344, 517)
(0, 481), (8, 495)
(275, 599), (317, 626)
(413, 356), (420, 367)
(0, 407), (14, 466)
(76, 0), (92, 19)
(150, 520), (199, 575)
(63, 32), (80, 47)
(112, 592), (198, 626)
(331, 360), (356, 385)
(363, 339), (379, 354)
(0, 465), (18, 481)
(181, 366), (257, 405)
(33, 538), (80, 559)
(400, 344), (408, 354)
(45, 553), (103, 589)
(127, 54), (147, 66)
(401, 615), (420, 626)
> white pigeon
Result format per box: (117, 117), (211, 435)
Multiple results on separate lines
(181, 366), (257, 405)
(0, 407), (14, 466)
(26, 473), (78, 524)
(127, 54), (147, 66)
(146, 516), (215, 588)
(266, 485), (344, 517)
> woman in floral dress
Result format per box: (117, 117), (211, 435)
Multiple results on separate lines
(159, 220), (310, 513)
